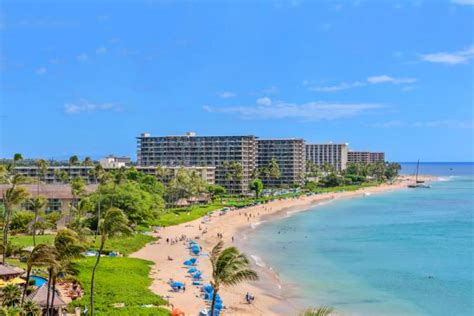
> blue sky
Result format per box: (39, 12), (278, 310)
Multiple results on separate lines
(1, 0), (473, 162)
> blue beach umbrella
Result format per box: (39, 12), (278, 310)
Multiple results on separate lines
(171, 281), (184, 289)
(188, 267), (198, 273)
(202, 284), (213, 293)
(193, 272), (202, 280)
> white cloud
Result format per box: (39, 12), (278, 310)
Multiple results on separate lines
(413, 120), (473, 129)
(36, 67), (47, 75)
(64, 99), (122, 114)
(77, 53), (88, 62)
(217, 91), (237, 98)
(256, 97), (272, 106)
(308, 75), (415, 92)
(451, 0), (474, 5)
(367, 75), (417, 84)
(420, 45), (474, 65)
(309, 81), (366, 92)
(203, 100), (383, 121)
(373, 120), (473, 129)
(96, 47), (107, 54)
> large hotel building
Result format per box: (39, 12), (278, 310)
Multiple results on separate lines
(348, 151), (385, 163)
(137, 133), (306, 194)
(137, 132), (258, 194)
(305, 143), (349, 171)
(257, 139), (305, 187)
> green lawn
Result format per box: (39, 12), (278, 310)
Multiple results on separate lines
(9, 233), (155, 257)
(89, 233), (156, 256)
(311, 181), (381, 193)
(151, 203), (224, 227)
(69, 257), (169, 316)
(9, 234), (55, 248)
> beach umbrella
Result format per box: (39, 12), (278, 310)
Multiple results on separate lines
(202, 284), (213, 293)
(171, 281), (184, 289)
(190, 258), (197, 263)
(193, 272), (202, 280)
(188, 267), (198, 273)
(191, 248), (200, 255)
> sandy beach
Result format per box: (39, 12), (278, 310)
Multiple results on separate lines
(131, 175), (433, 316)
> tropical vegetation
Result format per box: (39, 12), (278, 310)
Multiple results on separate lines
(0, 153), (402, 315)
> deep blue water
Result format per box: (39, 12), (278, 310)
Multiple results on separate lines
(244, 163), (473, 315)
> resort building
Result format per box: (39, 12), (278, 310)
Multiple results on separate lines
(348, 151), (385, 163)
(137, 132), (257, 194)
(305, 143), (349, 171)
(257, 139), (305, 187)
(0, 184), (98, 212)
(99, 155), (132, 168)
(13, 165), (214, 186)
(14, 165), (98, 184)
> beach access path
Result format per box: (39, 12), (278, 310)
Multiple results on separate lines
(131, 175), (432, 316)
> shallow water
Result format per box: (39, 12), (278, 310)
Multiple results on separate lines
(242, 163), (474, 315)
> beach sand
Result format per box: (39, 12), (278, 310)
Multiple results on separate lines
(131, 175), (433, 316)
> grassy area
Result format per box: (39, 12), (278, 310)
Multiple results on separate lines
(9, 232), (155, 257)
(311, 181), (381, 193)
(90, 233), (156, 256)
(9, 234), (55, 248)
(151, 203), (224, 227)
(70, 257), (169, 316)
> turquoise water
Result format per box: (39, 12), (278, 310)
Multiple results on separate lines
(243, 163), (473, 315)
(31, 275), (47, 287)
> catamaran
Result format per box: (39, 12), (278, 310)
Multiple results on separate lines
(408, 160), (431, 188)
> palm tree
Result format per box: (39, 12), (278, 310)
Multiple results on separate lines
(47, 229), (83, 316)
(298, 306), (334, 316)
(1, 284), (21, 307)
(22, 301), (41, 316)
(34, 159), (48, 196)
(82, 157), (94, 167)
(21, 244), (57, 305)
(69, 177), (86, 225)
(1, 167), (29, 264)
(28, 197), (48, 246)
(90, 208), (131, 315)
(0, 306), (21, 316)
(209, 241), (258, 315)
(68, 155), (79, 168)
(91, 165), (109, 238)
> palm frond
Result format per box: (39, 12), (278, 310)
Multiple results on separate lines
(210, 241), (224, 265)
(298, 306), (334, 316)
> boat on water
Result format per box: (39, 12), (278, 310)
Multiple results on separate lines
(408, 160), (431, 189)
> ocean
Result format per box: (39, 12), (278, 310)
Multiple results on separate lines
(241, 163), (473, 315)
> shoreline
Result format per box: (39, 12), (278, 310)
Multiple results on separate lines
(131, 175), (434, 315)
